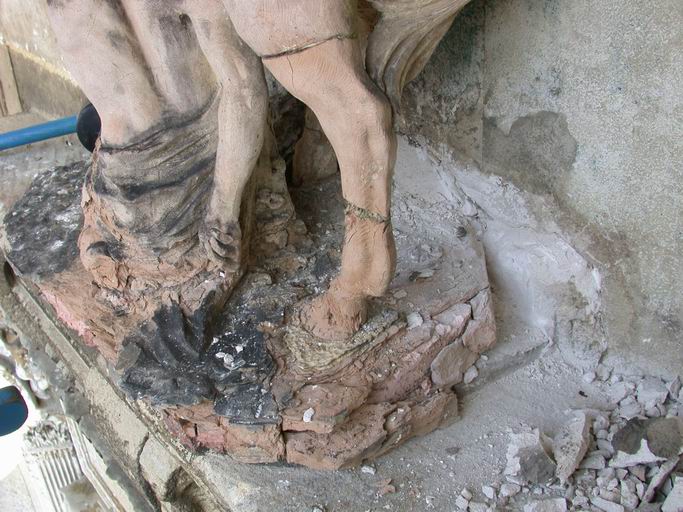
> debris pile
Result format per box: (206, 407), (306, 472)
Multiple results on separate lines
(456, 373), (683, 511)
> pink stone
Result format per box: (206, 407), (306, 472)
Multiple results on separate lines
(430, 341), (478, 388)
(462, 289), (496, 354)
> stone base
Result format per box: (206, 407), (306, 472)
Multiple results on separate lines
(2, 156), (495, 470)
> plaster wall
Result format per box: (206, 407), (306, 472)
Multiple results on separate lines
(406, 0), (681, 376)
(482, 0), (682, 376)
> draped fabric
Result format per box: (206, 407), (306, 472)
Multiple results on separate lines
(366, 0), (471, 110)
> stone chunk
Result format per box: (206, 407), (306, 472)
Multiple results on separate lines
(590, 495), (625, 512)
(643, 458), (678, 503)
(455, 495), (469, 510)
(505, 428), (557, 484)
(523, 498), (567, 512)
(553, 412), (591, 483)
(407, 312), (424, 329)
(637, 378), (669, 408)
(500, 483), (521, 497)
(430, 341), (478, 388)
(580, 453), (607, 470)
(667, 376), (681, 399)
(482, 485), (496, 500)
(462, 289), (496, 354)
(463, 366), (479, 384)
(285, 404), (393, 470)
(432, 303), (471, 338)
(662, 476), (683, 512)
(282, 383), (369, 434)
(611, 418), (682, 467)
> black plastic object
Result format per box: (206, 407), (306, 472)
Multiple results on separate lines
(76, 103), (101, 152)
(0, 386), (28, 436)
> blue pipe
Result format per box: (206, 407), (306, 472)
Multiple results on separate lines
(0, 115), (78, 151)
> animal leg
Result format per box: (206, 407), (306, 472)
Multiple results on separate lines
(185, 3), (269, 270)
(263, 38), (397, 340)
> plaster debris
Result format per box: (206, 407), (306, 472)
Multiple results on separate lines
(468, 502), (488, 512)
(617, 397), (643, 420)
(505, 428), (557, 484)
(595, 365), (612, 382)
(637, 378), (669, 408)
(500, 483), (521, 497)
(643, 458), (679, 502)
(406, 312), (424, 329)
(361, 465), (376, 475)
(482, 485), (496, 500)
(302, 408), (315, 423)
(523, 498), (567, 512)
(609, 382), (635, 403)
(464, 366), (479, 384)
(553, 413), (591, 483)
(580, 453), (607, 470)
(467, 371), (681, 511)
(666, 377), (681, 400)
(583, 372), (597, 383)
(590, 495), (625, 512)
(662, 476), (683, 512)
(455, 495), (469, 510)
(462, 200), (477, 217)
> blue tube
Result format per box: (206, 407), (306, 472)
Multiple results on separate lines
(0, 115), (78, 151)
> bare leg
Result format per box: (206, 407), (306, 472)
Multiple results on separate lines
(263, 39), (397, 339)
(184, 2), (269, 269)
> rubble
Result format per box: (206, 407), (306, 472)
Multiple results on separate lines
(455, 494), (469, 510)
(590, 495), (625, 512)
(662, 476), (683, 512)
(643, 459), (678, 503)
(464, 366), (479, 384)
(479, 371), (683, 511)
(468, 501), (488, 512)
(553, 413), (591, 483)
(361, 465), (376, 475)
(524, 498), (568, 512)
(406, 312), (424, 329)
(505, 428), (557, 484)
(482, 485), (496, 500)
(500, 483), (522, 497)
(637, 378), (670, 409)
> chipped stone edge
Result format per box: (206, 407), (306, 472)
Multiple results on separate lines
(0, 259), (231, 512)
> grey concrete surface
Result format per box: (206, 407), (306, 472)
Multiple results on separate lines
(0, 466), (36, 512)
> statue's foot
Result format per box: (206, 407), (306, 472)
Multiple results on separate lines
(200, 218), (242, 272)
(298, 282), (368, 341)
(339, 206), (396, 298)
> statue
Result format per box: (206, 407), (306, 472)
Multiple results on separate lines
(3, 0), (496, 468)
(45, 0), (474, 339)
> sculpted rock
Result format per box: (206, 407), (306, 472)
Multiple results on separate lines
(431, 341), (478, 388)
(2, 0), (497, 469)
